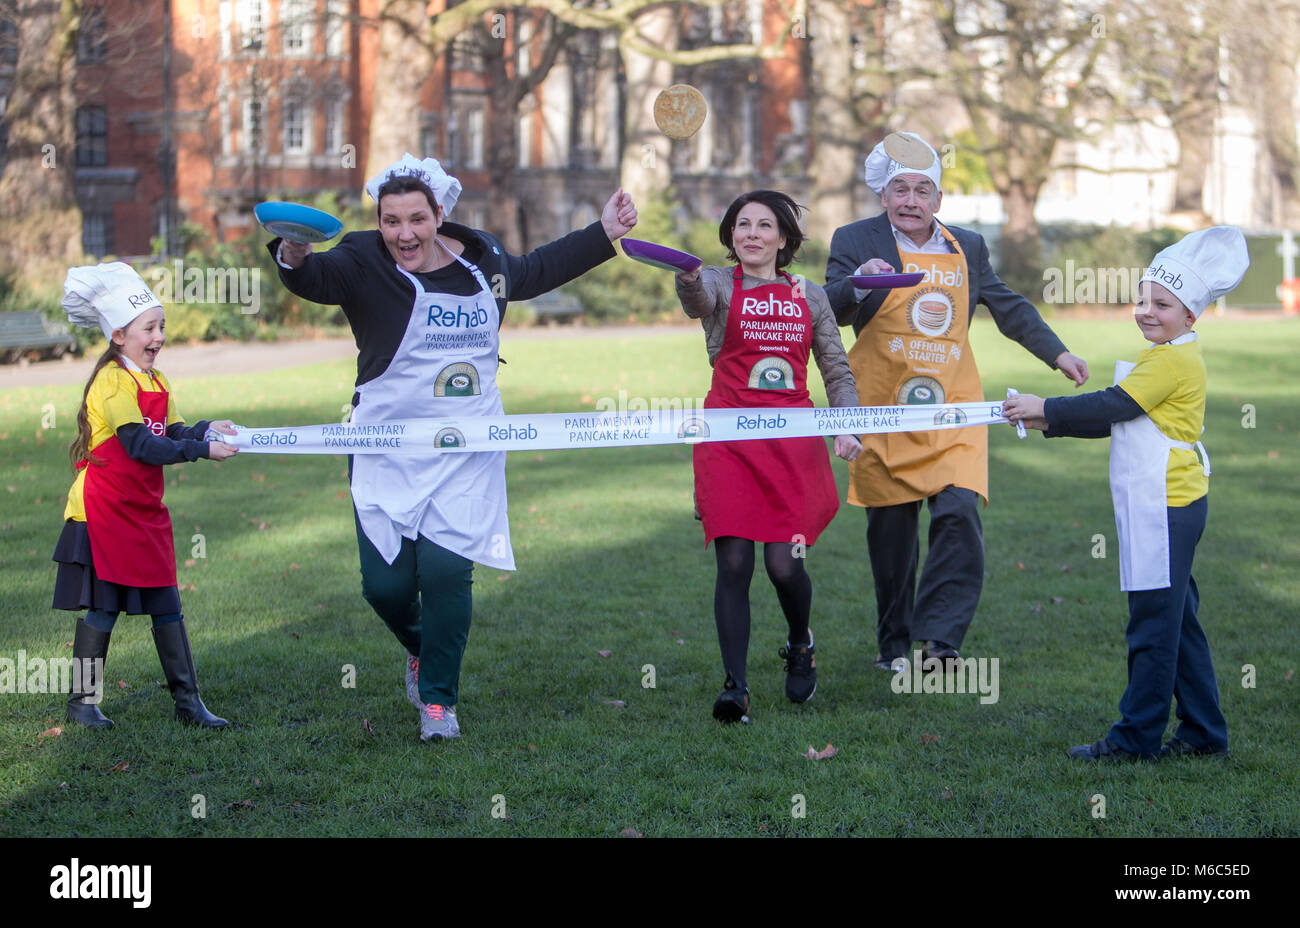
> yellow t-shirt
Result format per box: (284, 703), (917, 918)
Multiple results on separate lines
(1117, 337), (1208, 507)
(64, 365), (183, 522)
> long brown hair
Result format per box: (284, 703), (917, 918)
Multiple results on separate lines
(68, 342), (123, 469)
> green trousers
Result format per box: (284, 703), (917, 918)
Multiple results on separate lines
(354, 510), (475, 707)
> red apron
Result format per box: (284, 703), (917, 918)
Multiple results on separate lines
(693, 267), (840, 545)
(81, 362), (177, 588)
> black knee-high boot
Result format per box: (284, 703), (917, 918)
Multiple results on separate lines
(152, 619), (228, 728)
(67, 618), (114, 729)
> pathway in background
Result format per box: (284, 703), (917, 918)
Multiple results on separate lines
(1, 324), (700, 390)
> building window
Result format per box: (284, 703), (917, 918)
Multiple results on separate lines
(76, 106), (108, 166)
(419, 116), (438, 161)
(325, 0), (347, 57)
(283, 99), (307, 153)
(241, 0), (266, 49)
(77, 6), (108, 63)
(0, 17), (17, 66)
(456, 105), (484, 170)
(282, 0), (310, 56)
(82, 211), (113, 257)
(449, 36), (484, 72)
(323, 98), (344, 156)
(244, 99), (264, 153)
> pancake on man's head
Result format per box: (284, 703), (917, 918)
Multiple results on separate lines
(883, 132), (937, 171)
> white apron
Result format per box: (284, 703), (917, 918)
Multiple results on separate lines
(1109, 335), (1209, 592)
(350, 246), (515, 570)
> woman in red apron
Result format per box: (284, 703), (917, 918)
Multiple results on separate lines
(676, 191), (862, 722)
(54, 262), (238, 730)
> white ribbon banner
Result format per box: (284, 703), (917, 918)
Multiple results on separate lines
(222, 401), (1013, 455)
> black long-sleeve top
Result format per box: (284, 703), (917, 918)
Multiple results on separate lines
(267, 221), (616, 389)
(1042, 386), (1145, 439)
(116, 420), (212, 465)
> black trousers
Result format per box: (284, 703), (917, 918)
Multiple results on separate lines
(866, 486), (983, 659)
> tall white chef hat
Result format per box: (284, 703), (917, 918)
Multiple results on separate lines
(1140, 226), (1250, 318)
(62, 262), (163, 340)
(864, 132), (942, 196)
(365, 153), (462, 218)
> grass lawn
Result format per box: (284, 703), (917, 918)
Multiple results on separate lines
(1, 316), (1297, 837)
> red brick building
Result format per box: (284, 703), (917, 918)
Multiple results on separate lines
(43, 0), (812, 256)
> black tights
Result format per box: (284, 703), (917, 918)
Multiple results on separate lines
(713, 536), (812, 689)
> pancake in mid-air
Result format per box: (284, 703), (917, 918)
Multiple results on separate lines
(654, 84), (708, 140)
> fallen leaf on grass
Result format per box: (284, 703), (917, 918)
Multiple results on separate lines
(224, 799), (256, 810)
(804, 742), (838, 760)
(362, 719), (373, 734)
(110, 761), (129, 772)
(619, 828), (643, 838)
(1016, 561), (1025, 571)
(940, 789), (953, 801)
(289, 632), (300, 639)
(116, 680), (129, 689)
(920, 733), (940, 745)
(1030, 602), (1043, 614)
(1286, 669), (1294, 681)
(38, 727), (62, 739)
(596, 650), (612, 658)
(184, 558), (196, 567)
(1059, 564), (1071, 573)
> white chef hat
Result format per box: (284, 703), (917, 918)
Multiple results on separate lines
(365, 153), (462, 218)
(864, 132), (942, 196)
(1140, 226), (1250, 318)
(62, 262), (162, 340)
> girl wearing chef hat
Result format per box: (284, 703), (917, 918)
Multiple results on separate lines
(54, 262), (239, 730)
(1004, 226), (1249, 760)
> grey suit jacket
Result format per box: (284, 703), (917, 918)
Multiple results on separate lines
(823, 213), (1068, 369)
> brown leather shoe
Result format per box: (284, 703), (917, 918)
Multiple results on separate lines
(920, 640), (959, 672)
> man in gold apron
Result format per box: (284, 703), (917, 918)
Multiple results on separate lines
(824, 132), (1090, 669)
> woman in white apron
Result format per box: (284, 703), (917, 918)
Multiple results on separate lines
(271, 155), (637, 740)
(1004, 227), (1249, 761)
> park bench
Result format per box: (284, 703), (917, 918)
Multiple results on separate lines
(0, 311), (78, 364)
(519, 290), (585, 325)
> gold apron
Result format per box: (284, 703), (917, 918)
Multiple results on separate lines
(846, 227), (987, 507)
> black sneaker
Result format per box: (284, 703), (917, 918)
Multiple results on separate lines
(778, 630), (817, 704)
(712, 676), (750, 724)
(1067, 736), (1141, 762)
(1159, 737), (1229, 759)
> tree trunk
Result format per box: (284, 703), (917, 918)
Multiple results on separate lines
(997, 180), (1044, 299)
(484, 26), (523, 253)
(1170, 118), (1213, 220)
(366, 0), (433, 181)
(1259, 8), (1300, 226)
(619, 7), (676, 209)
(806, 0), (856, 245)
(0, 0), (82, 280)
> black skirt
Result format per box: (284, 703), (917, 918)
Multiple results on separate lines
(51, 520), (182, 616)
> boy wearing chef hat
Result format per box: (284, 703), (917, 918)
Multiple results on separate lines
(1004, 226), (1249, 760)
(54, 261), (237, 730)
